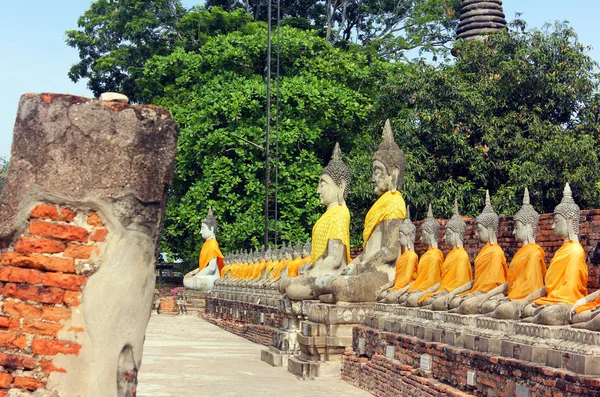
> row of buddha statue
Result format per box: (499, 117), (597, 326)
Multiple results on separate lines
(186, 120), (600, 331)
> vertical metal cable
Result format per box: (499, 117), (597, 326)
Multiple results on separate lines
(274, 0), (281, 246)
(264, 0), (272, 250)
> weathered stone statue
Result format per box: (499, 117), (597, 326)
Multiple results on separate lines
(516, 183), (588, 325)
(482, 189), (547, 317)
(447, 191), (508, 313)
(398, 205), (444, 306)
(570, 289), (600, 330)
(183, 208), (225, 292)
(282, 143), (351, 300)
(377, 206), (418, 303)
(318, 120), (406, 303)
(286, 241), (307, 277)
(419, 201), (472, 309)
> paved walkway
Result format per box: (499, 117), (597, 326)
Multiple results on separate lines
(137, 314), (370, 397)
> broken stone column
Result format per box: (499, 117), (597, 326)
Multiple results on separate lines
(0, 93), (178, 396)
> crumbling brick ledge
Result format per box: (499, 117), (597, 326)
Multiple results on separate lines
(199, 311), (276, 347)
(343, 326), (600, 397)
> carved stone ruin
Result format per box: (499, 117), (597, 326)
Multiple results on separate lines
(0, 93), (178, 396)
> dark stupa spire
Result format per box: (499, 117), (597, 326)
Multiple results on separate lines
(456, 0), (507, 42)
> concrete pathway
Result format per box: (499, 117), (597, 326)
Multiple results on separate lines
(137, 314), (370, 397)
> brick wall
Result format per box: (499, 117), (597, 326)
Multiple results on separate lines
(0, 204), (107, 395)
(343, 326), (600, 397)
(351, 209), (600, 292)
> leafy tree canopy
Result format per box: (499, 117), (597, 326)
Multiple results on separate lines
(138, 23), (393, 266)
(379, 21), (600, 220)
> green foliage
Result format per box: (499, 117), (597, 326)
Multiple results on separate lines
(138, 24), (391, 265)
(0, 157), (8, 194)
(379, 21), (600, 219)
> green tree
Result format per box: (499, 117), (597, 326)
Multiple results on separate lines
(0, 157), (8, 195)
(379, 21), (600, 219)
(138, 23), (391, 267)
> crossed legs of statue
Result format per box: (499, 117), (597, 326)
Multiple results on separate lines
(449, 292), (484, 313)
(521, 303), (570, 325)
(405, 290), (428, 307)
(571, 307), (600, 325)
(379, 289), (404, 304)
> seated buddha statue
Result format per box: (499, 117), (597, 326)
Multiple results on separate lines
(419, 201), (472, 310)
(399, 205), (444, 306)
(183, 208), (225, 292)
(286, 242), (308, 277)
(482, 189), (547, 318)
(319, 120), (406, 303)
(376, 206), (419, 303)
(447, 191), (508, 313)
(281, 143), (351, 300)
(515, 183), (588, 325)
(570, 289), (600, 330)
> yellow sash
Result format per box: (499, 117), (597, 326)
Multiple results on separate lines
(537, 241), (587, 307)
(311, 204), (351, 264)
(198, 239), (224, 274)
(507, 243), (546, 301)
(363, 191), (406, 246)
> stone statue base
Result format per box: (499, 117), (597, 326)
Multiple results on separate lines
(288, 301), (374, 379)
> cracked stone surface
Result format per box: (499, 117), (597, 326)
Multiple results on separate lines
(137, 315), (370, 397)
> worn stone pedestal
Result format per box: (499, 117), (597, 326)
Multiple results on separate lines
(288, 301), (374, 379)
(186, 290), (208, 314)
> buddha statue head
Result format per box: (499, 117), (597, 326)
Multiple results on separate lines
(293, 241), (302, 259)
(421, 204), (440, 249)
(398, 206), (417, 250)
(319, 142), (351, 207)
(302, 239), (311, 259)
(372, 120), (406, 195)
(553, 183), (580, 242)
(445, 200), (466, 248)
(476, 190), (499, 244)
(284, 243), (293, 260)
(513, 187), (539, 245)
(265, 247), (273, 262)
(201, 208), (217, 240)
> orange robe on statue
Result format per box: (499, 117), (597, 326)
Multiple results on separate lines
(407, 248), (444, 292)
(287, 257), (311, 277)
(507, 243), (546, 301)
(459, 243), (507, 296)
(390, 250), (418, 290)
(419, 247), (471, 302)
(536, 240), (587, 307)
(198, 239), (224, 274)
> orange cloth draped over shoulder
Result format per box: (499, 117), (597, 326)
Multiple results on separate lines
(507, 243), (546, 301)
(407, 248), (444, 292)
(271, 260), (291, 280)
(220, 264), (231, 278)
(287, 257), (311, 277)
(459, 243), (507, 296)
(251, 261), (267, 279)
(198, 239), (224, 274)
(419, 247), (471, 302)
(536, 240), (588, 307)
(390, 250), (418, 290)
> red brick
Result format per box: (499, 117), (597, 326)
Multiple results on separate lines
(22, 319), (63, 337)
(0, 373), (12, 388)
(13, 376), (45, 391)
(42, 273), (87, 291)
(63, 291), (81, 307)
(0, 332), (27, 350)
(0, 351), (36, 369)
(63, 243), (99, 259)
(2, 301), (42, 319)
(29, 221), (88, 242)
(90, 227), (108, 242)
(40, 360), (66, 375)
(4, 283), (64, 304)
(0, 316), (20, 331)
(15, 237), (66, 254)
(1, 252), (75, 273)
(87, 212), (104, 227)
(30, 204), (75, 223)
(41, 306), (71, 322)
(32, 339), (81, 356)
(0, 266), (43, 285)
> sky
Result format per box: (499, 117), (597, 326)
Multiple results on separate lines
(0, 1), (598, 161)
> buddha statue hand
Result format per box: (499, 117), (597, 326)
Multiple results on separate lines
(569, 296), (589, 321)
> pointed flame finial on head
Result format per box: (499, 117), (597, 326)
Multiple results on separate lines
(332, 142), (342, 162)
(422, 203), (440, 241)
(427, 203), (433, 219)
(453, 199), (459, 216)
(523, 187), (531, 205)
(382, 119), (394, 142)
(405, 205), (411, 221)
(563, 182), (573, 202)
(476, 190), (499, 232)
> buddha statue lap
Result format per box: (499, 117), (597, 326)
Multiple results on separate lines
(483, 189), (547, 318)
(419, 201), (472, 310)
(319, 120), (406, 303)
(183, 208), (225, 292)
(399, 205), (444, 306)
(376, 207), (418, 303)
(447, 191), (508, 313)
(281, 143), (351, 300)
(512, 183), (588, 325)
(570, 289), (600, 330)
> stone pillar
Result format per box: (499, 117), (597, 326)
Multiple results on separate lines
(0, 93), (178, 396)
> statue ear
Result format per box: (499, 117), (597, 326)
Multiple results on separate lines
(391, 169), (399, 193)
(339, 179), (347, 202)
